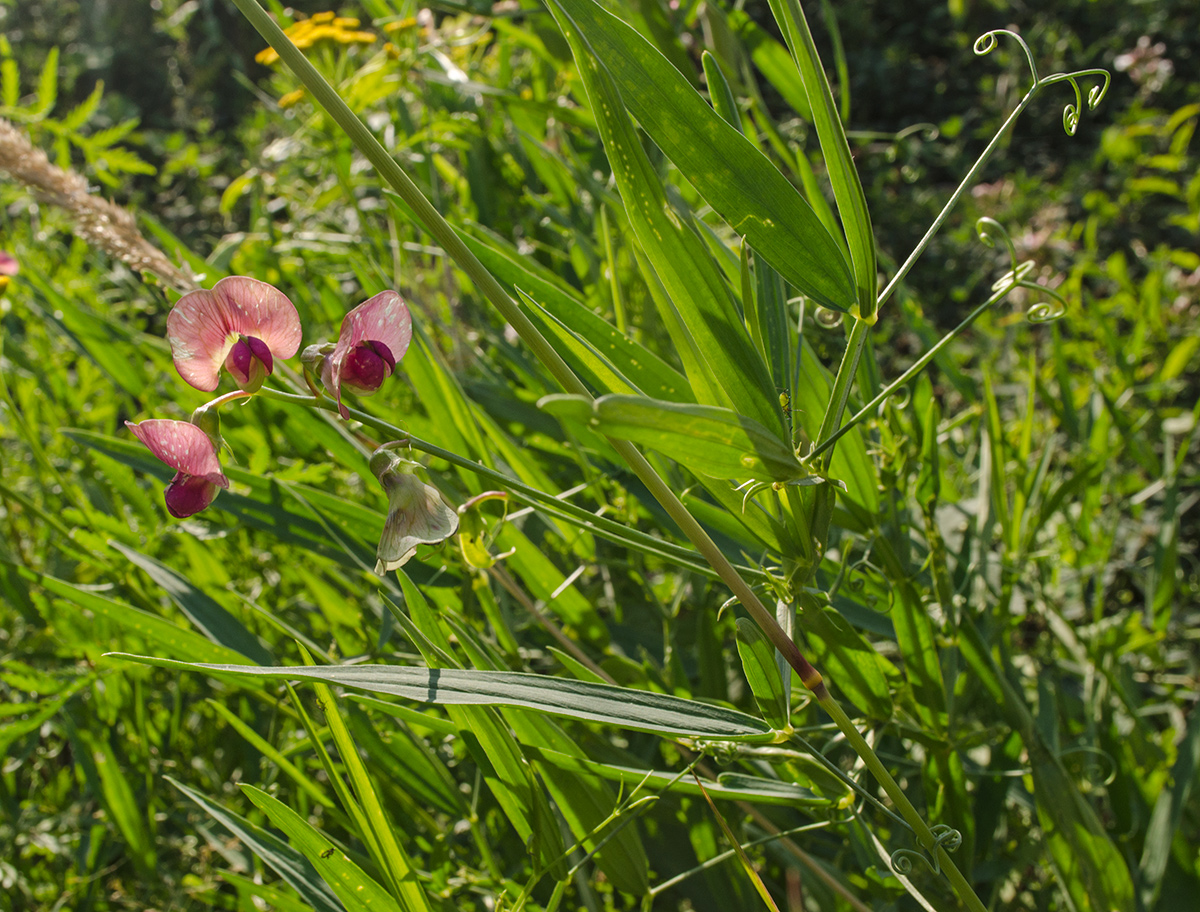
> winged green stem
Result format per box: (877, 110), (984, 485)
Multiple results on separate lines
(647, 820), (832, 898)
(230, 0), (808, 674)
(818, 694), (987, 912)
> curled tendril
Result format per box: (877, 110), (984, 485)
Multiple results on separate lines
(976, 217), (1020, 270)
(1026, 294), (1068, 323)
(736, 479), (773, 513)
(973, 29), (1110, 136)
(1059, 746), (1118, 787)
(896, 122), (940, 143)
(975, 218), (1070, 322)
(890, 848), (923, 875)
(814, 306), (844, 329)
(930, 824), (963, 853)
(1043, 70), (1112, 136)
(973, 29), (1039, 84)
(889, 825), (963, 877)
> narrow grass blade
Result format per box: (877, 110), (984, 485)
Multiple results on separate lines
(10, 564), (249, 665)
(1138, 702), (1200, 907)
(169, 777), (343, 912)
(110, 541), (272, 665)
(305, 678), (431, 912)
(392, 576), (568, 876)
(692, 772), (782, 911)
(242, 786), (403, 912)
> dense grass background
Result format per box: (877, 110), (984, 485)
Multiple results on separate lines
(1, 1), (1198, 910)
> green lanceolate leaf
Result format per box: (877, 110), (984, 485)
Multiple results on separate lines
(169, 778), (343, 912)
(515, 288), (643, 397)
(723, 9), (813, 121)
(550, 0), (853, 312)
(702, 51), (741, 129)
(241, 786), (403, 912)
(547, 1), (786, 439)
(746, 250), (794, 397)
(766, 0), (876, 317)
(735, 618), (790, 732)
(107, 653), (776, 742)
(540, 393), (806, 483)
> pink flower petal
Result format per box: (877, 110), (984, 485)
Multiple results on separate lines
(328, 291), (412, 417)
(167, 277), (302, 391)
(126, 419), (224, 477)
(0, 251), (17, 276)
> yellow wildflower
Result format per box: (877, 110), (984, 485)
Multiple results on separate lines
(277, 88), (306, 108)
(254, 11), (377, 66)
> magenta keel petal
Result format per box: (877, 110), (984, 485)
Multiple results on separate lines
(341, 342), (394, 394)
(327, 290), (412, 414)
(163, 472), (222, 518)
(127, 418), (228, 518)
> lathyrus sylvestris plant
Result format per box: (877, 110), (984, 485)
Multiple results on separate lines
(98, 3), (1136, 912)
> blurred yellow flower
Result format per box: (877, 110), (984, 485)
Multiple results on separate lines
(277, 88), (306, 108)
(254, 11), (378, 65)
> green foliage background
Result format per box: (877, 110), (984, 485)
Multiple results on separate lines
(1, 0), (1198, 910)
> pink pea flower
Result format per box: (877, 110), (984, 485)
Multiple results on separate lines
(319, 291), (412, 418)
(0, 251), (16, 293)
(370, 446), (457, 574)
(167, 276), (302, 393)
(126, 419), (230, 518)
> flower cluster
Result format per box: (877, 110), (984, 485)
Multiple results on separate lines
(254, 12), (378, 66)
(130, 276), (451, 573)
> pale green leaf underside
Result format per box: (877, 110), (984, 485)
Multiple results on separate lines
(525, 745), (831, 806)
(540, 393), (805, 483)
(107, 654), (775, 742)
